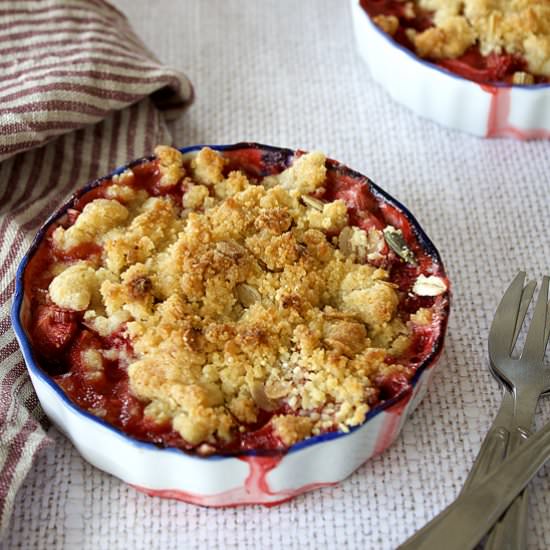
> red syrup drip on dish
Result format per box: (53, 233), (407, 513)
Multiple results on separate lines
(128, 457), (286, 507)
(130, 454), (337, 507)
(371, 391), (411, 457)
(481, 85), (550, 139)
(238, 454), (338, 505)
(240, 455), (283, 498)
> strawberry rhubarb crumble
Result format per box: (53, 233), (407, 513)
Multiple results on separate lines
(24, 144), (449, 455)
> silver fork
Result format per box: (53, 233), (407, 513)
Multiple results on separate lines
(406, 274), (538, 548)
(485, 274), (550, 550)
(461, 273), (536, 496)
(398, 272), (550, 550)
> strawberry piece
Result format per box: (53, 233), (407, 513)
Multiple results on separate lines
(33, 305), (79, 359)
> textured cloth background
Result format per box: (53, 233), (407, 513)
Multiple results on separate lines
(3, 0), (550, 549)
(0, 0), (192, 539)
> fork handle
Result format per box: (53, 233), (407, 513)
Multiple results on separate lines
(397, 418), (550, 550)
(401, 389), (513, 548)
(484, 436), (529, 550)
(483, 388), (538, 550)
(461, 388), (513, 492)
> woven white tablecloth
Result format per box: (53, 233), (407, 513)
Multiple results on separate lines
(4, 1), (550, 548)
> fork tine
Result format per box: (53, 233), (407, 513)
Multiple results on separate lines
(521, 276), (550, 363)
(512, 280), (536, 351)
(489, 272), (528, 361)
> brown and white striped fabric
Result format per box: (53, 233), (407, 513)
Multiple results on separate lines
(0, 0), (192, 536)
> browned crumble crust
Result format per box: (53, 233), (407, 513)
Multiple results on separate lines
(48, 146), (434, 449)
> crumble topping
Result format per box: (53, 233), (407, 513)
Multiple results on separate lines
(374, 0), (550, 79)
(373, 14), (400, 36)
(155, 145), (186, 188)
(43, 146), (444, 452)
(52, 199), (129, 252)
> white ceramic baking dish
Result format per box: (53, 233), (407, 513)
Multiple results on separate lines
(350, 0), (550, 139)
(12, 143), (450, 506)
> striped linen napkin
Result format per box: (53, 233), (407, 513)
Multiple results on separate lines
(0, 0), (193, 536)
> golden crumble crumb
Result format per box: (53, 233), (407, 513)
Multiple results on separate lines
(410, 307), (433, 325)
(373, 14), (399, 36)
(182, 183), (209, 209)
(412, 16), (476, 59)
(403, 2), (415, 19)
(49, 262), (99, 311)
(111, 168), (135, 185)
(191, 147), (226, 185)
(214, 170), (248, 199)
(53, 199), (128, 252)
(154, 145), (185, 188)
(228, 392), (258, 424)
(323, 318), (368, 357)
(523, 35), (550, 77)
(271, 415), (315, 446)
(277, 151), (327, 194)
(305, 199), (348, 233)
(82, 348), (103, 372)
(254, 208), (293, 234)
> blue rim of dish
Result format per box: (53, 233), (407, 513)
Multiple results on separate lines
(11, 142), (450, 463)
(356, 1), (550, 90)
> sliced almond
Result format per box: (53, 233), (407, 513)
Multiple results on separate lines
(412, 275), (448, 296)
(323, 319), (368, 357)
(235, 283), (261, 307)
(216, 240), (246, 259)
(338, 226), (354, 256)
(265, 378), (290, 400)
(302, 194), (324, 211)
(250, 382), (279, 411)
(196, 443), (217, 456)
(512, 72), (535, 85)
